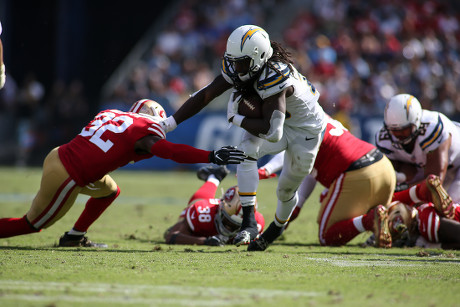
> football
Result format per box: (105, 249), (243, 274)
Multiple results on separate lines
(237, 92), (264, 119)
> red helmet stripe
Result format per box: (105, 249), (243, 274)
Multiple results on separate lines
(129, 99), (150, 113)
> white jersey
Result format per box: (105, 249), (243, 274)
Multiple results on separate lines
(222, 61), (326, 135)
(376, 110), (460, 170)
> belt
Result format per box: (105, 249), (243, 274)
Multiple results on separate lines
(346, 148), (384, 172)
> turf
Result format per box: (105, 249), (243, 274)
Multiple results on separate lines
(0, 167), (459, 307)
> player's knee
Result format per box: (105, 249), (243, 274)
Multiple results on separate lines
(277, 186), (297, 202)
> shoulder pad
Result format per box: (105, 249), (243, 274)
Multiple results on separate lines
(419, 115), (444, 150)
(256, 62), (291, 91)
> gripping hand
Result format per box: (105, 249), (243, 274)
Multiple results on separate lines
(209, 146), (246, 165)
(204, 236), (225, 246)
(227, 91), (242, 123)
(0, 64), (5, 89)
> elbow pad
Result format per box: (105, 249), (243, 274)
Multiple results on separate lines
(259, 110), (285, 142)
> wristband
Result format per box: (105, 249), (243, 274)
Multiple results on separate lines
(232, 114), (245, 127)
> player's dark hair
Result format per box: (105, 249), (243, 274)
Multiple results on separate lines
(267, 41), (294, 75)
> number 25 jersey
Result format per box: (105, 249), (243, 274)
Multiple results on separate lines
(58, 109), (166, 186)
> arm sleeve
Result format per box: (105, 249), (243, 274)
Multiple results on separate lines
(150, 139), (210, 164)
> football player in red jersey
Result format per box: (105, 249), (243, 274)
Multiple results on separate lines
(0, 99), (246, 247)
(386, 196), (460, 250)
(164, 166), (265, 246)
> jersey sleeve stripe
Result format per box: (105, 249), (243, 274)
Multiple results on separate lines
(186, 206), (195, 231)
(420, 115), (443, 150)
(257, 66), (290, 90)
(148, 123), (166, 139)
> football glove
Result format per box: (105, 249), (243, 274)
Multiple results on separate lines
(209, 146), (246, 165)
(258, 168), (277, 180)
(227, 91), (242, 123)
(159, 116), (177, 133)
(0, 64), (5, 89)
(204, 235), (225, 246)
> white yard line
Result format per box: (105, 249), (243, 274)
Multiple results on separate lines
(0, 280), (323, 305)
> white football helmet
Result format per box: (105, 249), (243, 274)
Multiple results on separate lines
(215, 186), (243, 237)
(224, 25), (273, 81)
(129, 99), (167, 119)
(384, 94), (422, 145)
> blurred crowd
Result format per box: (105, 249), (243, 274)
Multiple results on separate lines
(2, 0), (460, 166)
(102, 0), (460, 128)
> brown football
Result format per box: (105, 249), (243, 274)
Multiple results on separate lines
(237, 92), (263, 119)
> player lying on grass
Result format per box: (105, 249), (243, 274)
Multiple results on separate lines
(381, 184), (460, 250)
(0, 99), (246, 247)
(253, 116), (396, 250)
(164, 166), (264, 246)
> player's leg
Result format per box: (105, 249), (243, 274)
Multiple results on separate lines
(249, 130), (321, 251)
(189, 166), (229, 203)
(58, 175), (119, 247)
(0, 148), (80, 238)
(319, 157), (395, 247)
(233, 132), (265, 246)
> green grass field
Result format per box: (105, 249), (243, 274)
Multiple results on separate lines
(0, 167), (459, 307)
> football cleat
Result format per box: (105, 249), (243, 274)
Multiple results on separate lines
(57, 232), (108, 248)
(372, 205), (392, 248)
(247, 236), (269, 251)
(197, 165), (230, 182)
(233, 230), (253, 246)
(426, 174), (455, 219)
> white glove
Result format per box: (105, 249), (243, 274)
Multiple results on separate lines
(160, 116), (177, 133)
(227, 91), (242, 123)
(0, 64), (5, 89)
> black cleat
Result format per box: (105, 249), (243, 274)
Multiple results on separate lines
(197, 165), (230, 182)
(58, 232), (108, 248)
(247, 236), (270, 251)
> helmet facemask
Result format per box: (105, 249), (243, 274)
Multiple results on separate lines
(215, 186), (243, 237)
(384, 94), (422, 147)
(224, 25), (273, 82)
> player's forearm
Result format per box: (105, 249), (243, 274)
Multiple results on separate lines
(150, 139), (210, 163)
(166, 232), (206, 245)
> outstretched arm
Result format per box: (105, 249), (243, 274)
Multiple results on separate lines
(173, 75), (232, 125)
(135, 135), (246, 165)
(164, 219), (225, 246)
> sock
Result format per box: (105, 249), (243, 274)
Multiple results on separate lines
(274, 192), (298, 227)
(73, 186), (120, 232)
(321, 218), (362, 246)
(393, 183), (429, 206)
(262, 221), (284, 243)
(0, 215), (39, 238)
(67, 229), (86, 236)
(241, 205), (257, 230)
(206, 175), (220, 187)
(188, 181), (218, 204)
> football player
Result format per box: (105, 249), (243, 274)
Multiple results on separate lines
(164, 166), (265, 246)
(387, 197), (460, 250)
(0, 20), (5, 89)
(376, 94), (460, 202)
(259, 116), (396, 248)
(0, 99), (246, 247)
(160, 25), (327, 248)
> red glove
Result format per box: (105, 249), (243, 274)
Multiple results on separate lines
(258, 168), (277, 180)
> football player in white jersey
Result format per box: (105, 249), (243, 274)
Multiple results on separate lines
(161, 25), (326, 250)
(0, 20), (5, 89)
(375, 94), (460, 202)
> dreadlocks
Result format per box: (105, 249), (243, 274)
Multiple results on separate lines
(266, 41), (294, 77)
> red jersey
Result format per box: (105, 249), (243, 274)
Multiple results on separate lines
(59, 110), (165, 186)
(180, 200), (265, 237)
(416, 203), (460, 243)
(313, 118), (375, 187)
